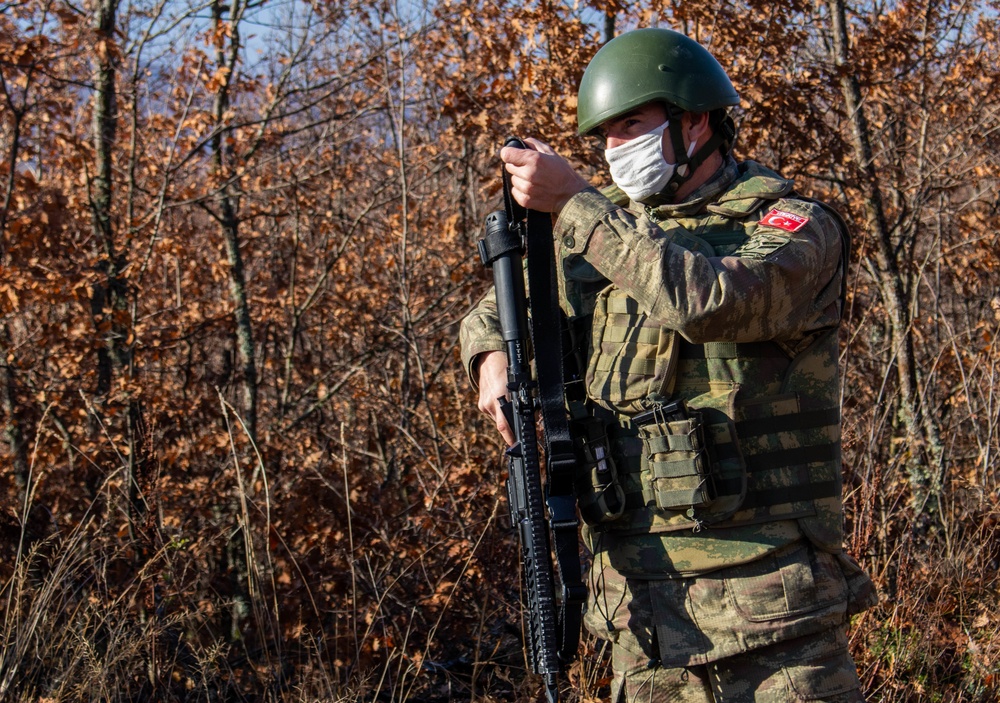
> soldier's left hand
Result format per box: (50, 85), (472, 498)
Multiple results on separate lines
(500, 138), (590, 214)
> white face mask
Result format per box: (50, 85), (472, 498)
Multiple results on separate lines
(604, 120), (696, 202)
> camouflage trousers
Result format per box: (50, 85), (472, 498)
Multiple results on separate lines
(583, 539), (875, 702)
(608, 627), (863, 702)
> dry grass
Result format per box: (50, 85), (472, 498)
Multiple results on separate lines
(2, 399), (999, 703)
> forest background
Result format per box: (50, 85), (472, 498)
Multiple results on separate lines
(2, 0), (999, 700)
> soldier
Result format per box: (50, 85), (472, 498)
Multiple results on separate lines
(460, 27), (877, 703)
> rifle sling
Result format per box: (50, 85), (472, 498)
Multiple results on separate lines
(517, 196), (586, 666)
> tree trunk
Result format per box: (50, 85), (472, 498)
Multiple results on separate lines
(90, 0), (151, 533)
(91, 0), (123, 397)
(826, 0), (944, 513)
(1, 325), (29, 489)
(210, 0), (256, 648)
(212, 0), (258, 446)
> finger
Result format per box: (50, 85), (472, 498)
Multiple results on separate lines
(478, 396), (515, 447)
(506, 171), (530, 196)
(500, 144), (537, 166)
(496, 414), (514, 447)
(522, 137), (555, 155)
(506, 180), (531, 209)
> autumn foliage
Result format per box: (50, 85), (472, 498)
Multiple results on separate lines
(2, 0), (999, 700)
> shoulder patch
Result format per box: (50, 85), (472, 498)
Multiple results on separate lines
(760, 208), (809, 233)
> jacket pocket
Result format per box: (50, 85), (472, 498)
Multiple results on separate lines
(725, 540), (848, 622)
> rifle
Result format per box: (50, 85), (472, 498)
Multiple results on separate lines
(476, 137), (586, 703)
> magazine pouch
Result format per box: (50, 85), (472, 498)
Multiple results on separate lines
(633, 399), (716, 512)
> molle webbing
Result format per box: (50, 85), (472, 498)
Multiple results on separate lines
(608, 404), (842, 518)
(592, 302), (659, 377)
(593, 296), (659, 378)
(678, 340), (782, 360)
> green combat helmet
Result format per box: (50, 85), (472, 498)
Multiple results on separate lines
(578, 28), (740, 198)
(577, 27), (739, 134)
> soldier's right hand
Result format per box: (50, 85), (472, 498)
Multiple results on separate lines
(475, 350), (515, 447)
(500, 138), (590, 215)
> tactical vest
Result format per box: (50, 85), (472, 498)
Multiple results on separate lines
(579, 163), (849, 553)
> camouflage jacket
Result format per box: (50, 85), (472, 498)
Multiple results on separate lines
(460, 158), (851, 577)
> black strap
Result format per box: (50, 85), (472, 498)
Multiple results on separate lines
(678, 340), (784, 360)
(740, 479), (842, 510)
(502, 137), (585, 669)
(736, 407), (841, 439)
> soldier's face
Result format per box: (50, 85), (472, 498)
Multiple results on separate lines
(600, 103), (672, 159)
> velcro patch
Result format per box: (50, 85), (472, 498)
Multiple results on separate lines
(760, 209), (809, 233)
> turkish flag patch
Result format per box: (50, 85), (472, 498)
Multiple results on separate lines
(760, 209), (809, 233)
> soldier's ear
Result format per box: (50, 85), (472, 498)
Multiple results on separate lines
(685, 112), (712, 142)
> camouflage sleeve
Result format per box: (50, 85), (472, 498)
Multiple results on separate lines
(459, 287), (503, 390)
(553, 187), (846, 343)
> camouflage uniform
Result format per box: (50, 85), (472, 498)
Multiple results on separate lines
(460, 157), (876, 702)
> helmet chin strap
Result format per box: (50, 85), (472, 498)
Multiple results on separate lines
(643, 104), (730, 206)
(663, 104), (693, 196)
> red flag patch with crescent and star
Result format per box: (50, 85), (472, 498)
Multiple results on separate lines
(760, 209), (809, 233)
